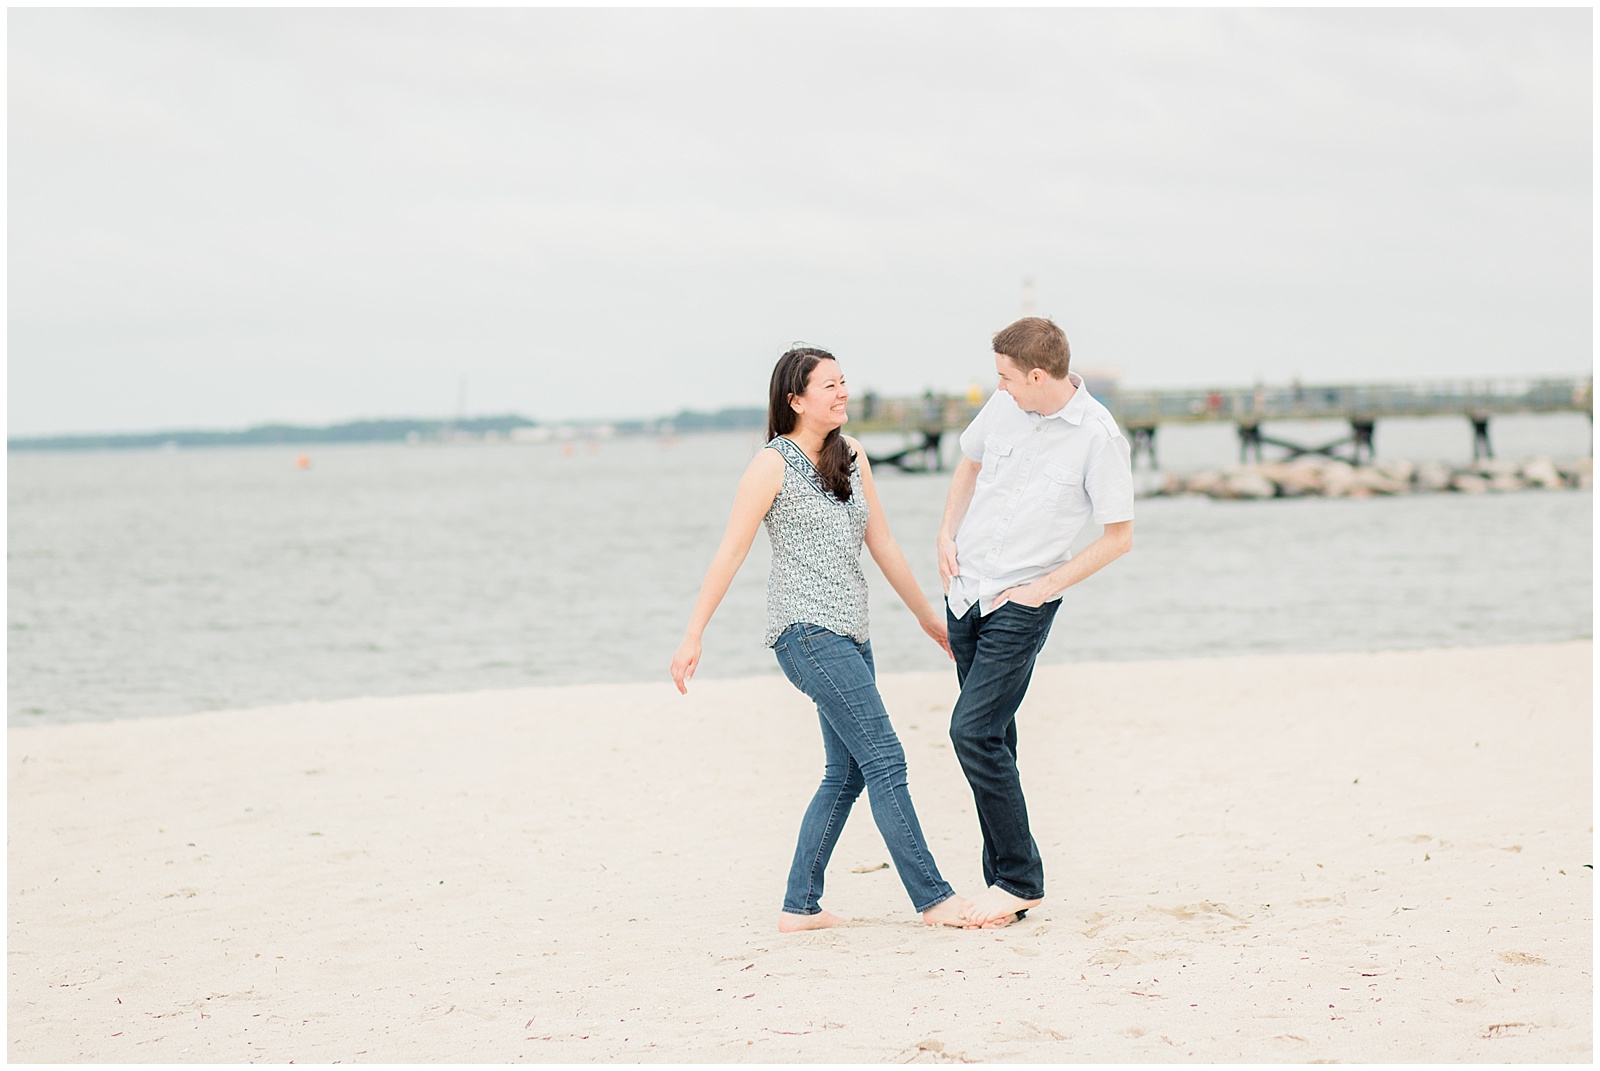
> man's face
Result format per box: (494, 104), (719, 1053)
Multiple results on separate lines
(994, 352), (1044, 413)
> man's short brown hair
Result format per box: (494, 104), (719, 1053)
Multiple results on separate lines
(992, 317), (1070, 379)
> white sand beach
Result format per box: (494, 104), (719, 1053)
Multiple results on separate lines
(8, 641), (1592, 1063)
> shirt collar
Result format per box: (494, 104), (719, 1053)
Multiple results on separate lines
(1044, 372), (1088, 425)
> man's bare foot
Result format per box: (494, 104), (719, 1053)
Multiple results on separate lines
(921, 896), (972, 928)
(778, 909), (846, 933)
(975, 911), (1021, 929)
(960, 885), (1041, 927)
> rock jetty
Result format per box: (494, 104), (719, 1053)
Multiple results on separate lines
(1146, 456), (1593, 500)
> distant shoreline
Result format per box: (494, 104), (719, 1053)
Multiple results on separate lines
(6, 407), (766, 452)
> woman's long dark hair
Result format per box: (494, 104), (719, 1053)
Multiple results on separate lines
(767, 346), (854, 503)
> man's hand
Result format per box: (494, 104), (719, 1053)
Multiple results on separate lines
(991, 580), (1050, 611)
(936, 457), (980, 596)
(936, 533), (960, 594)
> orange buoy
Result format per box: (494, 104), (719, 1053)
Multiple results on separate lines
(295, 454), (312, 470)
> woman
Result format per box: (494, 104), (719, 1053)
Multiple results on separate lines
(670, 346), (969, 931)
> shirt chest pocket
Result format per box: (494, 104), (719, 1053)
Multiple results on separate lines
(1042, 462), (1084, 513)
(980, 435), (1015, 479)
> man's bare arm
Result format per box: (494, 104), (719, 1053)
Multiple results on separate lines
(936, 456), (981, 593)
(994, 521), (1133, 609)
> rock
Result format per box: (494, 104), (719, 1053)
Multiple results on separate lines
(1487, 473), (1527, 492)
(1272, 462), (1325, 497)
(1414, 462), (1454, 492)
(1157, 453), (1585, 500)
(1520, 456), (1563, 490)
(1352, 467), (1409, 495)
(1375, 460), (1416, 485)
(1155, 473), (1186, 496)
(1221, 468), (1278, 499)
(1475, 458), (1522, 479)
(1555, 458), (1593, 487)
(1319, 460), (1358, 498)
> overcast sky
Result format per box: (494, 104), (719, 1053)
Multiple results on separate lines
(8, 7), (1593, 436)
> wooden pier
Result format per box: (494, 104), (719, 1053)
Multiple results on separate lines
(851, 391), (984, 472)
(850, 376), (1592, 471)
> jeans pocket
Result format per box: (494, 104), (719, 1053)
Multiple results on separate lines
(993, 599), (1056, 641)
(775, 622), (819, 648)
(794, 622), (836, 651)
(774, 643), (805, 691)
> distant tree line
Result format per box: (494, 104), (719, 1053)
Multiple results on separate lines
(7, 415), (537, 451)
(8, 407), (768, 451)
(649, 407), (766, 433)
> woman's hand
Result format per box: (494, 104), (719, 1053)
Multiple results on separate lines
(919, 613), (954, 661)
(670, 637), (701, 694)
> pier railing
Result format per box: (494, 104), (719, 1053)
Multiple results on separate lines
(850, 393), (984, 434)
(849, 375), (1592, 470)
(1109, 376), (1592, 428)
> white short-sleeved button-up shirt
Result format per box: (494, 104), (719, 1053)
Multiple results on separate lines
(947, 373), (1135, 618)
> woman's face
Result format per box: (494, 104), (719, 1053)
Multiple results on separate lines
(790, 358), (849, 430)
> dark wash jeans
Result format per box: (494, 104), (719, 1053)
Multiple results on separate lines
(773, 623), (956, 915)
(946, 597), (1061, 902)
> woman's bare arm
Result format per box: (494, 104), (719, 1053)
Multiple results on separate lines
(670, 449), (785, 693)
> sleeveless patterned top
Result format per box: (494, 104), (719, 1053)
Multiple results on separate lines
(762, 436), (871, 647)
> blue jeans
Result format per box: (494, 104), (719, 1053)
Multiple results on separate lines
(946, 598), (1060, 902)
(773, 623), (956, 915)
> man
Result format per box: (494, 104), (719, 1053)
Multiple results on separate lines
(936, 316), (1135, 928)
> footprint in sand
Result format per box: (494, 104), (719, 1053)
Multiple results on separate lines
(1497, 951), (1548, 965)
(1482, 1022), (1535, 1038)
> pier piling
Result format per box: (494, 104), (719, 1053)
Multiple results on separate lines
(1470, 416), (1494, 461)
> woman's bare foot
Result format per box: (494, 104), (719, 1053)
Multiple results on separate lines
(921, 896), (972, 928)
(960, 886), (1041, 927)
(778, 909), (846, 933)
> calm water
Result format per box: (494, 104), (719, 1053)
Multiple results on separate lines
(8, 415), (1593, 726)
